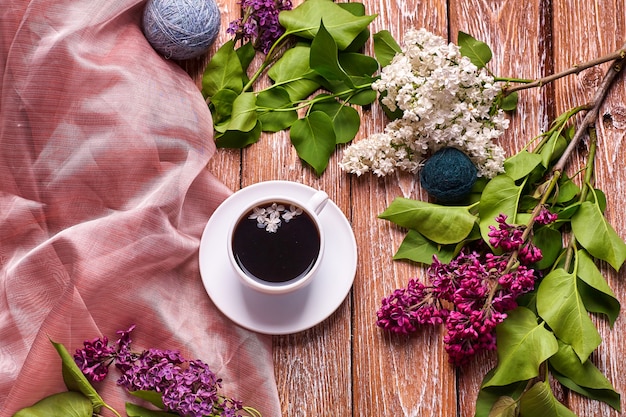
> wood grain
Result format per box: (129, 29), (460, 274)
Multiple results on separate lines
(194, 0), (626, 415)
(350, 1), (458, 416)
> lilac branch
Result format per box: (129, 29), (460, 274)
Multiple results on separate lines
(553, 45), (626, 174)
(501, 46), (626, 94)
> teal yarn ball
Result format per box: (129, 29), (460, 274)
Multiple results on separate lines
(419, 147), (478, 203)
(142, 0), (221, 60)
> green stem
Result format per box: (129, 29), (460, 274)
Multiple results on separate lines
(243, 61), (271, 92)
(257, 84), (373, 115)
(242, 32), (294, 92)
(562, 126), (598, 271)
(484, 167), (560, 306)
(529, 104), (590, 153)
(580, 126), (598, 202)
(524, 173), (560, 241)
(494, 76), (534, 84)
(243, 406), (263, 417)
(102, 403), (122, 417)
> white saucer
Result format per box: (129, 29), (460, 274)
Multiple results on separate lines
(199, 180), (357, 335)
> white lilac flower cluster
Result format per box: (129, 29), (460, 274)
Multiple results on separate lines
(340, 28), (509, 178)
(248, 202), (303, 232)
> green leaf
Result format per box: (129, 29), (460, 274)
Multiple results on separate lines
(503, 150), (543, 181)
(125, 402), (177, 417)
(309, 97), (360, 144)
(475, 368), (529, 417)
(556, 175), (580, 203)
(337, 2), (370, 52)
(549, 341), (616, 391)
(256, 88), (298, 132)
(519, 381), (577, 417)
(536, 268), (601, 362)
(457, 31), (492, 69)
(337, 2), (365, 16)
(499, 92), (518, 112)
(556, 202), (581, 220)
(310, 21), (353, 85)
(202, 40), (244, 97)
(587, 187), (607, 213)
(209, 88), (238, 125)
(268, 45), (322, 101)
(552, 369), (621, 411)
(571, 190), (626, 270)
(531, 226), (562, 270)
(235, 42), (256, 74)
(516, 288), (538, 313)
(577, 279), (620, 328)
(339, 52), (379, 77)
(487, 396), (518, 417)
(373, 30), (401, 68)
(129, 390), (165, 409)
(50, 340), (107, 413)
(517, 196), (539, 213)
(215, 122), (261, 148)
(13, 391), (93, 417)
(214, 92), (257, 134)
(379, 198), (477, 245)
(393, 229), (456, 264)
(345, 87), (377, 106)
(482, 307), (558, 388)
(290, 111), (336, 175)
(539, 131), (567, 168)
(344, 28), (370, 52)
(318, 76), (374, 104)
(479, 175), (522, 245)
(576, 249), (620, 326)
(279, 0), (377, 50)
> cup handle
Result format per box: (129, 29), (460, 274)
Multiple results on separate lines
(306, 190), (329, 215)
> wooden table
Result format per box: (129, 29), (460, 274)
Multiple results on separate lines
(191, 1), (626, 415)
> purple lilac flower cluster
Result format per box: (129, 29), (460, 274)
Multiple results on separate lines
(227, 0), (293, 54)
(74, 325), (245, 417)
(376, 210), (556, 366)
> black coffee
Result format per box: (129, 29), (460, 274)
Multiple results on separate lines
(232, 201), (321, 283)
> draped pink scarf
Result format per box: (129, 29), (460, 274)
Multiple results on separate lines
(0, 1), (281, 415)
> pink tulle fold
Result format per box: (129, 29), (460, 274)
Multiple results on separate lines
(0, 1), (280, 415)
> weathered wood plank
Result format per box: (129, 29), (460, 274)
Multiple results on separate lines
(350, 1), (458, 416)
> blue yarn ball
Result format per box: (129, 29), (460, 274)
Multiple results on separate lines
(419, 147), (478, 203)
(142, 0), (221, 60)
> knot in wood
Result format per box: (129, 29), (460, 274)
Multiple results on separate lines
(603, 106), (626, 130)
(578, 66), (604, 89)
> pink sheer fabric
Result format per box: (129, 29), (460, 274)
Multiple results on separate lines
(0, 1), (281, 416)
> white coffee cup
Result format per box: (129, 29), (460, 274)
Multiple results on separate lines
(227, 190), (329, 295)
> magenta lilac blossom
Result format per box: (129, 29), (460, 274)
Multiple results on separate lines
(227, 0), (293, 54)
(74, 336), (116, 382)
(376, 279), (449, 334)
(376, 213), (543, 366)
(73, 326), (247, 417)
(534, 206), (558, 225)
(488, 214), (524, 251)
